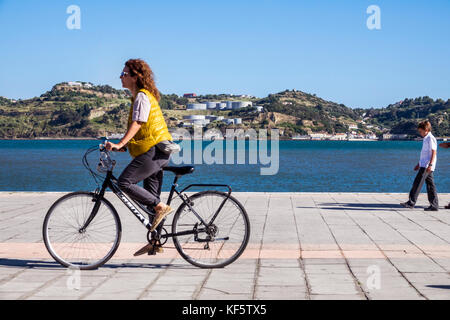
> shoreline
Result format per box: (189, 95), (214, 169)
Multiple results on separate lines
(0, 137), (430, 142)
(1, 191), (449, 195)
(0, 137), (96, 140)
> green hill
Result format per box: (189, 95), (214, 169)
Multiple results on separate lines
(363, 97), (450, 137)
(253, 89), (361, 135)
(0, 83), (448, 139)
(0, 82), (130, 138)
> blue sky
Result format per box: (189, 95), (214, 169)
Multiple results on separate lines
(0, 0), (449, 108)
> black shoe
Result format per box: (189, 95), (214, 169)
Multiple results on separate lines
(424, 206), (439, 212)
(400, 202), (414, 209)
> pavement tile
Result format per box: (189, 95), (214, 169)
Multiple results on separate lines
(1, 192), (450, 300)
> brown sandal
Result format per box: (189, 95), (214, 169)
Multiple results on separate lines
(150, 205), (174, 232)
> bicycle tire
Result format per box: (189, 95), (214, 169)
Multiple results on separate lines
(43, 191), (122, 270)
(171, 190), (250, 268)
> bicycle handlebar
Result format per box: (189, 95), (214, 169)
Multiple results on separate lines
(97, 139), (127, 173)
(99, 139), (127, 153)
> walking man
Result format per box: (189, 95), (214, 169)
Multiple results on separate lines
(439, 142), (450, 209)
(401, 120), (439, 211)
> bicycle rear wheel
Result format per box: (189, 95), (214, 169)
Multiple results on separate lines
(172, 190), (250, 268)
(43, 191), (122, 270)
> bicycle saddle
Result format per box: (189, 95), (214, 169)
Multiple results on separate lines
(163, 166), (195, 176)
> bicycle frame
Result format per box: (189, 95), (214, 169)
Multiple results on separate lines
(80, 166), (233, 241)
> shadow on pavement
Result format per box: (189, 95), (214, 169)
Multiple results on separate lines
(296, 203), (421, 211)
(426, 285), (450, 290)
(0, 258), (194, 270)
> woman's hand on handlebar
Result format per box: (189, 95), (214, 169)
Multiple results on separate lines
(105, 141), (127, 152)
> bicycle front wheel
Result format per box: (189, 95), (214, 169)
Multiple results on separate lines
(43, 191), (122, 270)
(172, 190), (250, 268)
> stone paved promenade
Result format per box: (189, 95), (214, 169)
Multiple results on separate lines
(1, 191), (450, 300)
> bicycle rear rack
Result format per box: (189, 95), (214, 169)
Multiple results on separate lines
(179, 184), (232, 198)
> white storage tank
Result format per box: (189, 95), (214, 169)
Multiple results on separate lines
(232, 101), (253, 109)
(187, 103), (207, 110)
(183, 115), (206, 120)
(192, 119), (210, 126)
(216, 102), (227, 110)
(206, 101), (219, 109)
(231, 101), (240, 109)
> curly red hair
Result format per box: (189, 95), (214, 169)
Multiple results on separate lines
(125, 59), (161, 101)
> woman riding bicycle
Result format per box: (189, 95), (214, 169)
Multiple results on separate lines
(105, 58), (174, 255)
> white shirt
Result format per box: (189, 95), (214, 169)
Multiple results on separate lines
(132, 92), (151, 123)
(419, 132), (437, 171)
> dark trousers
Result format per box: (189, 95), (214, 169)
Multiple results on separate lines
(118, 146), (170, 208)
(408, 167), (439, 208)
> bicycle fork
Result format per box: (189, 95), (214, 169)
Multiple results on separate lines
(79, 171), (112, 232)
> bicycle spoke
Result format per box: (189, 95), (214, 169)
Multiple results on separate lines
(44, 193), (120, 270)
(173, 191), (249, 268)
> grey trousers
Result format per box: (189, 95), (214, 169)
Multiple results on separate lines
(408, 167), (439, 208)
(118, 146), (170, 208)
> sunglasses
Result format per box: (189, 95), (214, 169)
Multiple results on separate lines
(120, 71), (130, 77)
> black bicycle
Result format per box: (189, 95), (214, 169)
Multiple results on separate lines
(42, 140), (250, 270)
